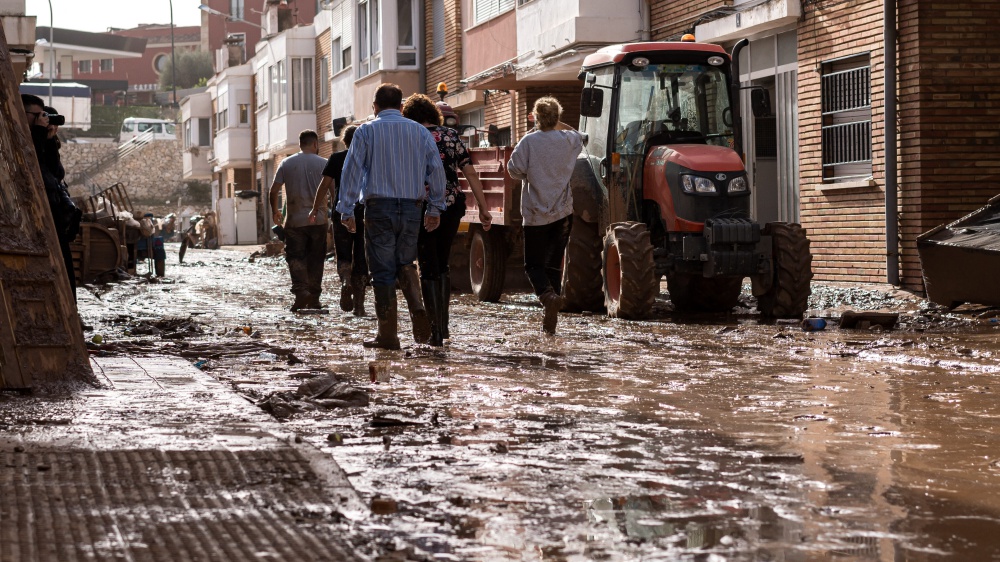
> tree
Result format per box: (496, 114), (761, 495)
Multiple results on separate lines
(158, 51), (214, 91)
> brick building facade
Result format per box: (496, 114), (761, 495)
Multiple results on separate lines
(669, 0), (1000, 289)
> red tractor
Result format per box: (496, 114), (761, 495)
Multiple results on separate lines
(563, 38), (812, 318)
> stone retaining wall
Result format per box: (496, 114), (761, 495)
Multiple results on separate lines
(62, 140), (185, 206)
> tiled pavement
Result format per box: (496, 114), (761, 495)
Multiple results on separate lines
(0, 357), (366, 561)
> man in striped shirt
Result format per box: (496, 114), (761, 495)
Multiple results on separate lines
(337, 83), (447, 350)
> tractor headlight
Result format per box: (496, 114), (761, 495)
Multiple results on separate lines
(681, 174), (717, 194)
(728, 175), (749, 193)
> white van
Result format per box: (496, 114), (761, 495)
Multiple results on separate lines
(120, 118), (177, 142)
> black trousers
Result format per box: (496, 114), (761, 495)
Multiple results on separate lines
(284, 224), (327, 298)
(418, 198), (466, 281)
(522, 214), (572, 297)
(333, 204), (367, 278)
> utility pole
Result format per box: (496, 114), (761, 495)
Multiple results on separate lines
(170, 0), (177, 106)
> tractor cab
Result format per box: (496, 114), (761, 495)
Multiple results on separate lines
(578, 40), (765, 231)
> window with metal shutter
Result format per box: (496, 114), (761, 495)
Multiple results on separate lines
(432, 0), (445, 58)
(474, 0), (515, 25)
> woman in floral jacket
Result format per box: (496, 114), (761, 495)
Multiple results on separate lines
(402, 94), (492, 346)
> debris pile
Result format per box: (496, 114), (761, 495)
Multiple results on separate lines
(257, 374), (370, 419)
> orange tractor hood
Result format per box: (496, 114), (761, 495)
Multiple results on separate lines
(652, 143), (746, 173)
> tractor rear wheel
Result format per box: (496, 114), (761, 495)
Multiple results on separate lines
(602, 222), (657, 319)
(469, 226), (506, 302)
(667, 274), (743, 312)
(756, 222), (812, 318)
(562, 217), (604, 312)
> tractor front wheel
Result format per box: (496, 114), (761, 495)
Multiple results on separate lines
(602, 222), (657, 319)
(755, 222), (812, 318)
(562, 217), (604, 312)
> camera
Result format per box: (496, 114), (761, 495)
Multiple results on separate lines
(48, 114), (65, 127)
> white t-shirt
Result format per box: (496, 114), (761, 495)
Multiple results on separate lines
(507, 129), (583, 226)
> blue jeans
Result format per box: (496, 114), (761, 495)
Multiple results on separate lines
(363, 198), (423, 287)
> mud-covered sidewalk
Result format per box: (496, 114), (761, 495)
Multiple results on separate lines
(0, 355), (367, 561)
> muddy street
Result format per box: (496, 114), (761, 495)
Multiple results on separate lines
(74, 244), (1000, 561)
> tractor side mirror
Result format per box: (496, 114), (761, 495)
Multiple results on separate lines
(750, 88), (771, 118)
(580, 87), (604, 118)
(456, 125), (477, 137)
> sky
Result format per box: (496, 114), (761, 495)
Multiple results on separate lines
(24, 0), (204, 33)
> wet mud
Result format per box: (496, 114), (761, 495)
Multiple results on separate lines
(31, 245), (1000, 559)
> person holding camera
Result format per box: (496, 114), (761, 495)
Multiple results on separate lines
(20, 95), (82, 299)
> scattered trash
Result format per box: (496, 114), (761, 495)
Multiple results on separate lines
(839, 311), (899, 330)
(801, 318), (827, 332)
(91, 334), (104, 344)
(256, 375), (370, 418)
(371, 497), (398, 515)
(193, 360), (208, 369)
(129, 317), (204, 339)
(265, 240), (285, 257)
(369, 360), (390, 383)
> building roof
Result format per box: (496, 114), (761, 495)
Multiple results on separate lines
(27, 78), (130, 92)
(35, 26), (147, 60)
(19, 82), (92, 98)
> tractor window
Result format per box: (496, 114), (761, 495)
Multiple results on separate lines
(581, 67), (614, 165)
(615, 64), (733, 156)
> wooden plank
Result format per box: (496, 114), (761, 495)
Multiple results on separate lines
(0, 280), (29, 389)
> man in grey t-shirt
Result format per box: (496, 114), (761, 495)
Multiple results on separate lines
(268, 130), (329, 311)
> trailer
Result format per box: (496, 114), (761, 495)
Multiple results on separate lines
(453, 146), (534, 299)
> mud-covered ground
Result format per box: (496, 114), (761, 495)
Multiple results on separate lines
(75, 245), (1000, 561)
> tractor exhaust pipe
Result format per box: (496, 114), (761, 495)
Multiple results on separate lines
(730, 39), (749, 159)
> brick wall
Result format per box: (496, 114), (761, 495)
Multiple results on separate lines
(425, 0), (463, 97)
(650, 0), (729, 41)
(484, 91), (513, 142)
(316, 29), (334, 158)
(797, 0), (888, 284)
(895, 0), (1000, 288)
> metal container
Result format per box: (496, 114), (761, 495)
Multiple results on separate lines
(917, 193), (1000, 308)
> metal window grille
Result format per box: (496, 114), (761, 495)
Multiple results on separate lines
(821, 62), (872, 180)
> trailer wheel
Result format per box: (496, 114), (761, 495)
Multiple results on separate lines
(756, 222), (812, 318)
(562, 217), (604, 312)
(602, 222), (657, 319)
(470, 226), (506, 302)
(154, 258), (166, 278)
(667, 274), (743, 312)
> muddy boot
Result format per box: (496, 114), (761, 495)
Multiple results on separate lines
(421, 279), (443, 347)
(351, 273), (367, 317)
(439, 272), (452, 340)
(337, 263), (354, 312)
(363, 285), (400, 350)
(290, 292), (310, 313)
(398, 265), (432, 344)
(539, 290), (564, 335)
